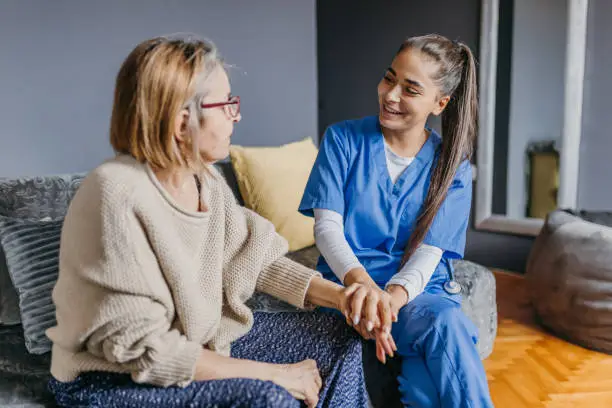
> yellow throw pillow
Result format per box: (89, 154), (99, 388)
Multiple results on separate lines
(229, 137), (318, 252)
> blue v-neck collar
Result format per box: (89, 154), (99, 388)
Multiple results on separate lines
(370, 119), (441, 197)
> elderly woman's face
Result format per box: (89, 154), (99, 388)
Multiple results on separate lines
(196, 66), (241, 163)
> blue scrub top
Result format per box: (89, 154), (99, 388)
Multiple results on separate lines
(298, 116), (472, 293)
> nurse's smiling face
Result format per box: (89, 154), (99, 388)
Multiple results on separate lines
(377, 48), (450, 132)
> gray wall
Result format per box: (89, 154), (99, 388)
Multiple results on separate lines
(0, 0), (317, 178)
(317, 0), (535, 272)
(579, 0), (612, 211)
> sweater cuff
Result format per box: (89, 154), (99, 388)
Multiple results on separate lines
(256, 257), (320, 309)
(131, 339), (202, 388)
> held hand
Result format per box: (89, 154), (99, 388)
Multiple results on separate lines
(342, 285), (398, 364)
(345, 284), (394, 336)
(369, 285), (408, 364)
(342, 268), (398, 363)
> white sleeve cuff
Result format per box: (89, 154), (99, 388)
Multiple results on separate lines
(385, 244), (443, 302)
(385, 276), (420, 303)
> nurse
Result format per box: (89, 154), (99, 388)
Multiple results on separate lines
(299, 34), (493, 407)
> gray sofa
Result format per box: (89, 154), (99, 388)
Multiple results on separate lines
(0, 161), (498, 408)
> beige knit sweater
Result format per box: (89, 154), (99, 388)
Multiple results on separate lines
(46, 155), (318, 388)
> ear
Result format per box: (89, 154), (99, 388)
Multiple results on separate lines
(431, 95), (451, 116)
(173, 109), (190, 143)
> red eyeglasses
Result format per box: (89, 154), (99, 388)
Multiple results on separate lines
(201, 95), (240, 119)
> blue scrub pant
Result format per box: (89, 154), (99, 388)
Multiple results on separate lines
(392, 292), (493, 407)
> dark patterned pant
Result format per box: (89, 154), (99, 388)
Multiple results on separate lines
(48, 310), (368, 408)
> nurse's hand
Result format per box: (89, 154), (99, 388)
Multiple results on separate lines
(386, 285), (409, 318)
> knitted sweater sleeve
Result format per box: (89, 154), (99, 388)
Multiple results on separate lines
(218, 177), (319, 309)
(49, 178), (201, 388)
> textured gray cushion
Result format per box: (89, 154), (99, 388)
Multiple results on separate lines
(0, 216), (62, 354)
(0, 172), (85, 327)
(454, 259), (498, 359)
(0, 173), (86, 220)
(526, 209), (612, 354)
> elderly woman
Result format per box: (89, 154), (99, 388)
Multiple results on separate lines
(45, 36), (394, 408)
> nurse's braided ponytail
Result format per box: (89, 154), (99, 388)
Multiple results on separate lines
(399, 35), (478, 267)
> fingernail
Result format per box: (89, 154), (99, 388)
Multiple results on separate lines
(366, 321), (373, 332)
(385, 326), (391, 334)
(353, 315), (360, 326)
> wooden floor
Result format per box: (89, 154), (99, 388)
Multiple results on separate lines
(484, 271), (612, 408)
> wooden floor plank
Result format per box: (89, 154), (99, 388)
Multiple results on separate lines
(485, 271), (612, 408)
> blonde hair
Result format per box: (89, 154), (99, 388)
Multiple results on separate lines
(110, 35), (224, 171)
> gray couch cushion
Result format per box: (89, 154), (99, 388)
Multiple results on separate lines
(0, 173), (86, 221)
(0, 216), (62, 354)
(526, 209), (612, 354)
(0, 172), (85, 326)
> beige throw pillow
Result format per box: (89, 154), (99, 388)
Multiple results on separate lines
(229, 138), (318, 252)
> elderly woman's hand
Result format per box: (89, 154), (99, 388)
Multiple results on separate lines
(271, 360), (322, 408)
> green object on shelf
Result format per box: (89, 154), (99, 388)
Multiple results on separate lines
(525, 141), (559, 219)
